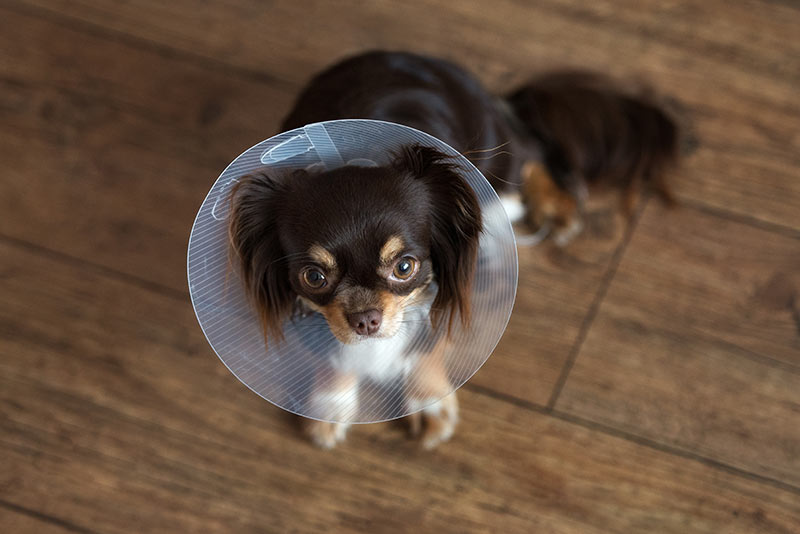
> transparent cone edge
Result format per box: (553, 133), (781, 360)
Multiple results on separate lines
(187, 119), (518, 423)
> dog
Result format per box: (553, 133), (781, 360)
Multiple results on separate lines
(506, 70), (681, 244)
(228, 51), (682, 448)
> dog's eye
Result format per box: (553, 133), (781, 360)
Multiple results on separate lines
(302, 268), (327, 289)
(392, 257), (418, 281)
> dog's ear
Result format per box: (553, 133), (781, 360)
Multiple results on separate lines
(393, 144), (482, 332)
(228, 171), (295, 344)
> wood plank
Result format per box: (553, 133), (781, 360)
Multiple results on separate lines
(5, 375), (800, 534)
(672, 107), (800, 234)
(0, 6), (633, 405)
(2, 2), (799, 532)
(13, 0), (800, 229)
(0, 7), (294, 293)
(471, 207), (625, 404)
(0, 505), (91, 534)
(587, 202), (799, 367)
(557, 202), (800, 488)
(3, 239), (800, 533)
(16, 0), (797, 90)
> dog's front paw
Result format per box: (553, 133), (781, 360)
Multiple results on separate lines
(552, 216), (584, 247)
(408, 393), (459, 450)
(306, 420), (349, 449)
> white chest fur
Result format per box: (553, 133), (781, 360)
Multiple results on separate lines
(330, 334), (415, 383)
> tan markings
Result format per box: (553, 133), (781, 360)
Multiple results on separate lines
(521, 160), (577, 230)
(622, 181), (642, 218)
(316, 282), (432, 343)
(405, 342), (458, 449)
(317, 301), (355, 343)
(379, 235), (405, 265)
(407, 338), (452, 399)
(401, 285), (428, 307)
(308, 244), (337, 272)
(377, 290), (402, 336)
(377, 285), (430, 337)
(419, 393), (458, 449)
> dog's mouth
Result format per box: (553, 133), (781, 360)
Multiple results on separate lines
(294, 299), (401, 344)
(331, 307), (405, 344)
(296, 285), (432, 344)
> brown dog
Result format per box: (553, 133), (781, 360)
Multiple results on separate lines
(228, 51), (681, 448)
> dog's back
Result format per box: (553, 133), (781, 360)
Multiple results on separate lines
(281, 51), (522, 189)
(281, 51), (685, 245)
(508, 71), (680, 205)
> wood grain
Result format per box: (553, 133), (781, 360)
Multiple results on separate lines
(0, 504), (92, 534)
(2, 241), (800, 533)
(0, 6), (294, 293)
(557, 202), (800, 486)
(471, 206), (626, 404)
(12, 0), (799, 229)
(2, 1), (800, 532)
(0, 5), (630, 406)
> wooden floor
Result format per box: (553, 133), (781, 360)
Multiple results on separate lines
(1, 1), (799, 532)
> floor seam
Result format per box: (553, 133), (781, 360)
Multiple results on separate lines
(464, 383), (800, 497)
(678, 197), (800, 241)
(0, 499), (101, 534)
(1, 1), (295, 90)
(0, 233), (188, 302)
(545, 197), (651, 410)
(550, 409), (800, 497)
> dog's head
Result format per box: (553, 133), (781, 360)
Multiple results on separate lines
(229, 144), (482, 345)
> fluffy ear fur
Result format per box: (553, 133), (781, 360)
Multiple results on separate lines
(393, 145), (483, 331)
(228, 171), (295, 343)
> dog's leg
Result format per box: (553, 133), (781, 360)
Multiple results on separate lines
(552, 214), (584, 247)
(651, 172), (677, 208)
(405, 348), (458, 449)
(408, 392), (459, 450)
(621, 180), (643, 219)
(305, 372), (358, 449)
(521, 160), (583, 246)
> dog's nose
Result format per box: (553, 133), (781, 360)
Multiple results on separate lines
(346, 309), (382, 336)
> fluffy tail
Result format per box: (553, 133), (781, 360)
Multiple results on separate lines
(507, 71), (683, 211)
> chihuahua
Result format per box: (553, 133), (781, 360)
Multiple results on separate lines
(228, 51), (682, 448)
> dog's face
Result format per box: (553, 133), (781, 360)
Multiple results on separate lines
(279, 166), (436, 343)
(229, 145), (482, 344)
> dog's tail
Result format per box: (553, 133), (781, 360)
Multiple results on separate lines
(507, 71), (686, 211)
